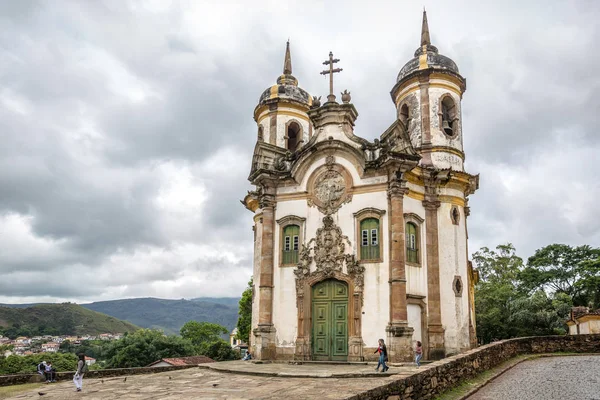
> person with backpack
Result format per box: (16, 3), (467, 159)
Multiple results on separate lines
(374, 338), (389, 372)
(73, 353), (87, 392)
(37, 361), (47, 381)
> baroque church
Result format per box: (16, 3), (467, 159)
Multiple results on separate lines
(242, 11), (480, 362)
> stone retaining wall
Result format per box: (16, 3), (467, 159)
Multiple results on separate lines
(348, 334), (600, 400)
(0, 365), (196, 387)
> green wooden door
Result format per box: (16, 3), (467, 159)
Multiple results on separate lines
(311, 279), (348, 361)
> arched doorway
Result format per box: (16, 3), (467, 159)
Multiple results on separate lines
(311, 279), (348, 361)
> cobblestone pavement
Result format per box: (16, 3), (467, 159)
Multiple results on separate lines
(4, 362), (422, 400)
(468, 356), (600, 400)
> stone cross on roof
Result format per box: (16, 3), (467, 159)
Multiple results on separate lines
(320, 51), (343, 103)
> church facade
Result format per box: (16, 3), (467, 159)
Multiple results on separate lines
(242, 11), (480, 362)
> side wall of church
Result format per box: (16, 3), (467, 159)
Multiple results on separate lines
(437, 199), (471, 355)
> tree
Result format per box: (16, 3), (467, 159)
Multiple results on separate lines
(520, 244), (600, 306)
(103, 329), (195, 368)
(199, 340), (239, 361)
(236, 278), (253, 344)
(180, 321), (228, 347)
(473, 244), (525, 343)
(179, 321), (238, 361)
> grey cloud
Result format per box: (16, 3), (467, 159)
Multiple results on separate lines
(0, 0), (598, 303)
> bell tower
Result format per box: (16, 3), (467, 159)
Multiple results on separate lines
(253, 41), (313, 153)
(391, 10), (467, 171)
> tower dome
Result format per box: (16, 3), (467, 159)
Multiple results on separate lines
(396, 10), (461, 84)
(256, 41), (312, 109)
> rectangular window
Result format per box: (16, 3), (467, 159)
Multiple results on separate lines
(360, 218), (380, 261)
(361, 230), (369, 246)
(282, 224), (300, 265)
(371, 229), (378, 246)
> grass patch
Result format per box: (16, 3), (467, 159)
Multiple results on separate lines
(434, 354), (532, 400)
(0, 383), (44, 399)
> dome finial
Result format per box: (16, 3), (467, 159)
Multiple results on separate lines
(421, 8), (431, 46)
(283, 40), (292, 75)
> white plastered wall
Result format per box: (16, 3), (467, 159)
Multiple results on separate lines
(272, 154), (392, 349)
(437, 201), (471, 355)
(407, 304), (423, 345)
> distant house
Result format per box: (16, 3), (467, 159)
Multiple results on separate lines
(567, 307), (600, 335)
(147, 356), (215, 367)
(85, 356), (96, 366)
(41, 342), (60, 353)
(229, 328), (248, 353)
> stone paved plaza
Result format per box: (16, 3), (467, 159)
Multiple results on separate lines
(468, 356), (600, 400)
(3, 362), (420, 400)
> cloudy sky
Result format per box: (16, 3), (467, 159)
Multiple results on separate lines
(0, 0), (598, 304)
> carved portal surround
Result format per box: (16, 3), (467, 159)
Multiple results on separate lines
(293, 155), (365, 361)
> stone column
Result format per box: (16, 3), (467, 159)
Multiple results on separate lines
(423, 197), (445, 359)
(254, 191), (277, 360)
(386, 179), (414, 362)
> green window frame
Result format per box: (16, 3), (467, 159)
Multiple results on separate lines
(282, 224), (300, 265)
(406, 222), (419, 264)
(360, 218), (380, 261)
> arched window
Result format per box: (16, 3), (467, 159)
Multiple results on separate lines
(399, 103), (409, 126)
(440, 96), (457, 137)
(406, 222), (419, 264)
(282, 224), (300, 265)
(286, 122), (301, 152)
(360, 218), (380, 261)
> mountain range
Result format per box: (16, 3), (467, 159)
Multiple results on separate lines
(0, 303), (139, 338)
(82, 297), (241, 335)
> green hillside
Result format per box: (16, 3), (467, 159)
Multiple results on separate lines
(82, 297), (240, 335)
(0, 303), (139, 338)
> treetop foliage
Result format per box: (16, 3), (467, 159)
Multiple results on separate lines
(473, 243), (599, 344)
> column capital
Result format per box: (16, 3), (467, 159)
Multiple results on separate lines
(422, 199), (441, 211)
(387, 180), (409, 199)
(258, 193), (276, 209)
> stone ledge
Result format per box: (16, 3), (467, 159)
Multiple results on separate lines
(0, 365), (196, 387)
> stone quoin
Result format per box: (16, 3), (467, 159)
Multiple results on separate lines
(242, 10), (480, 362)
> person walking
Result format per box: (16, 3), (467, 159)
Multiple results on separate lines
(374, 338), (389, 372)
(415, 341), (423, 368)
(73, 353), (87, 392)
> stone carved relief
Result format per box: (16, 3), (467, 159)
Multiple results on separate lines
(314, 172), (345, 205)
(294, 215), (364, 297)
(306, 156), (352, 215)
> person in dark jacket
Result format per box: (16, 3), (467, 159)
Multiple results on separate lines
(374, 338), (389, 372)
(73, 353), (86, 392)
